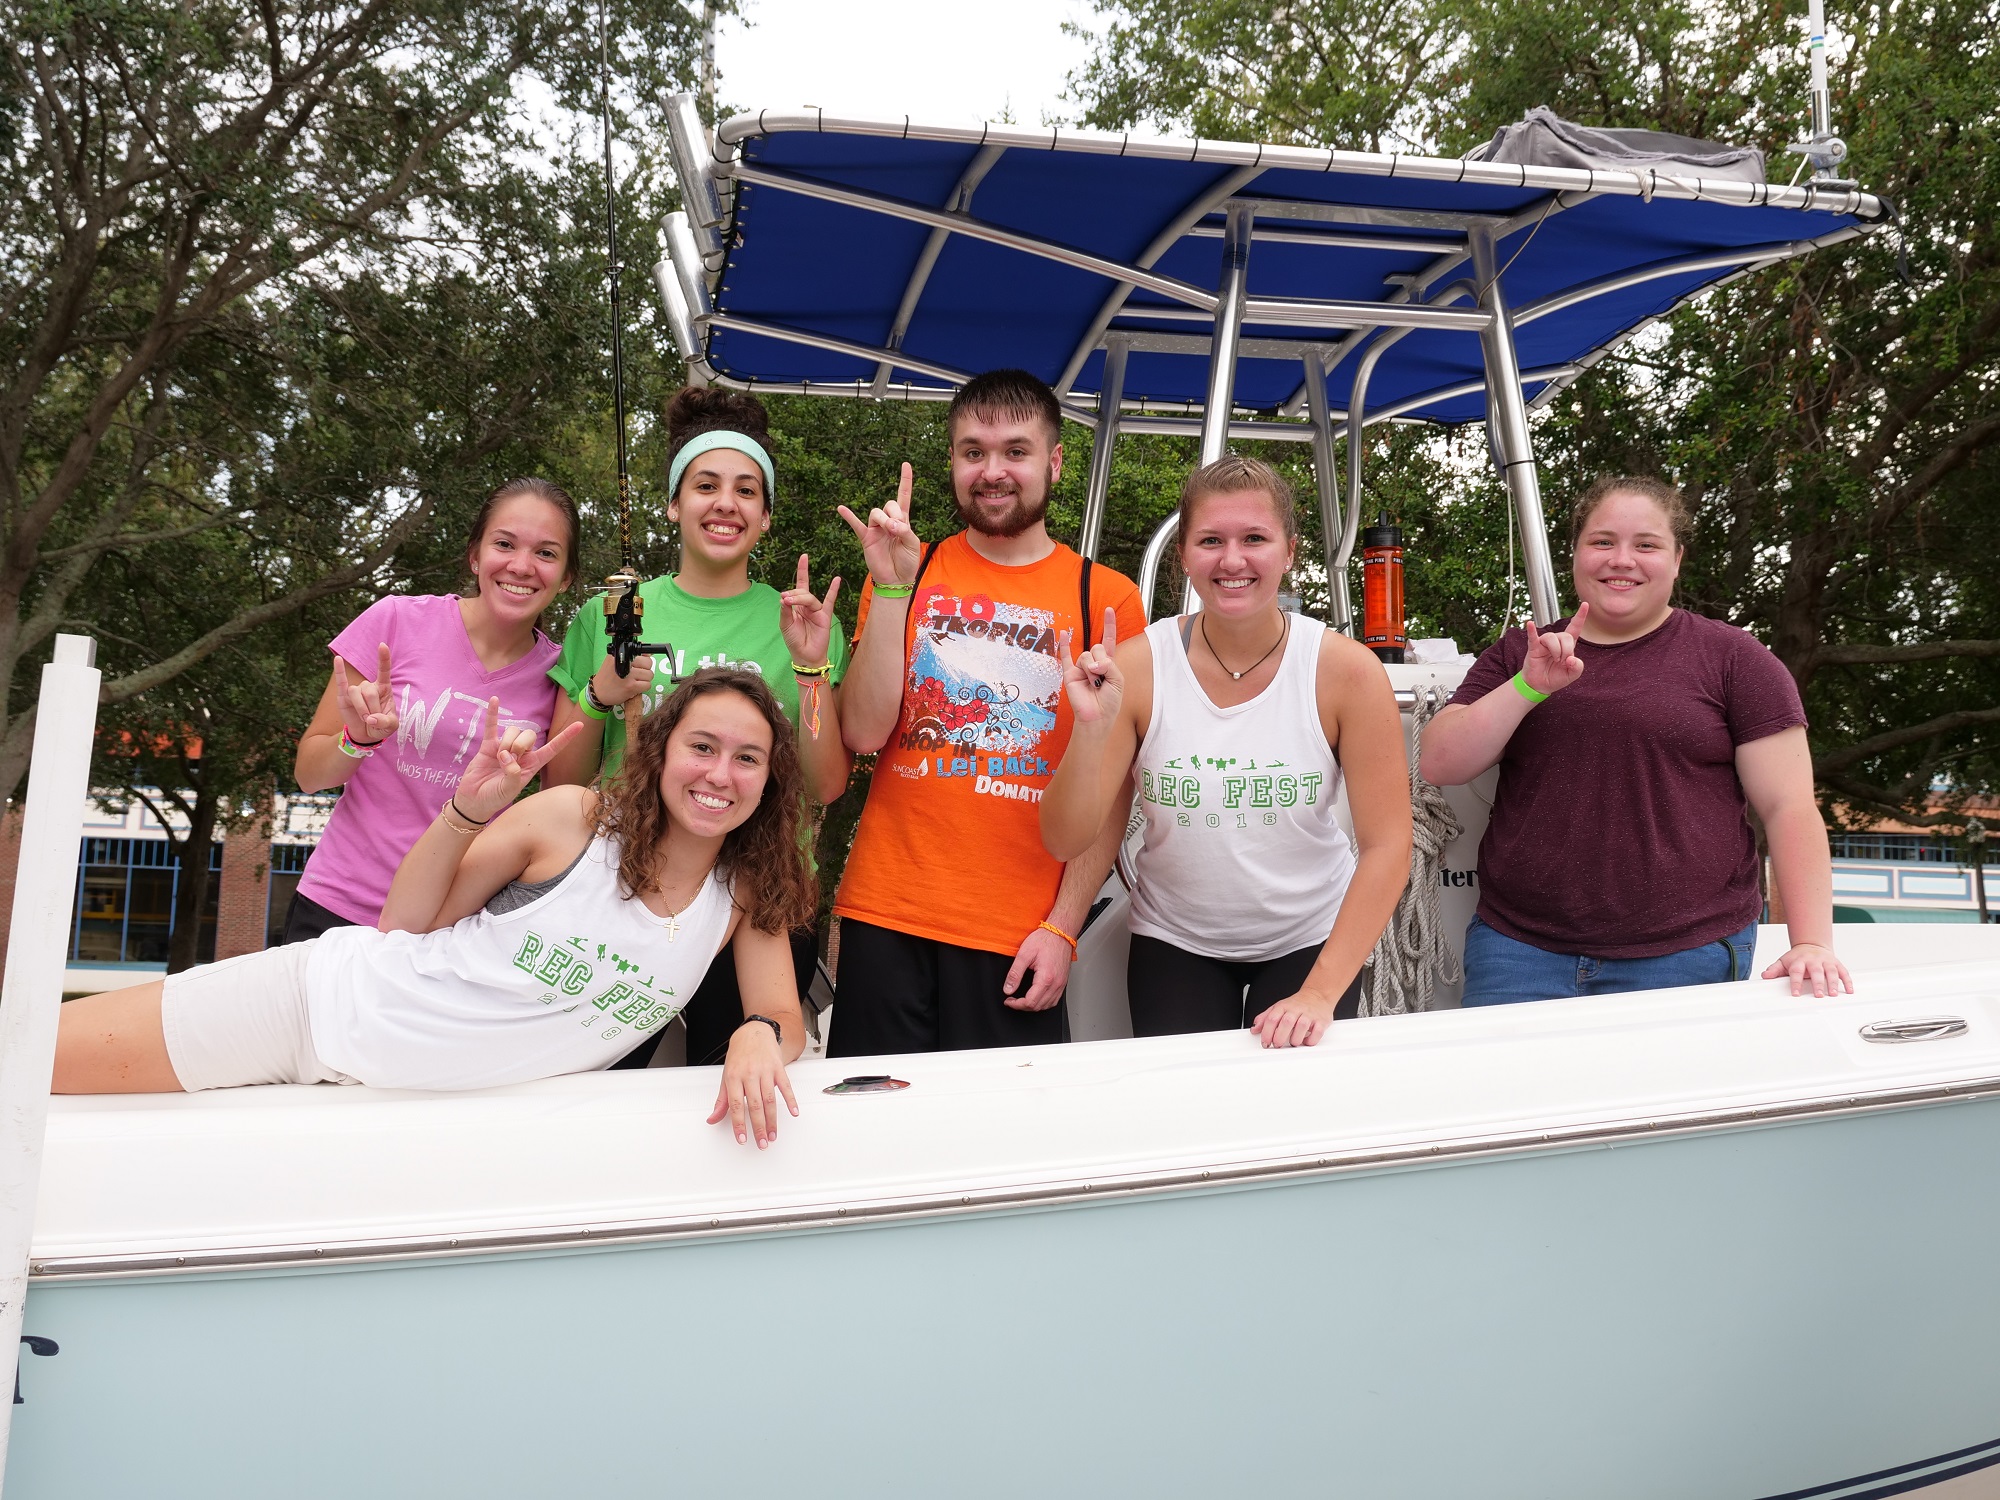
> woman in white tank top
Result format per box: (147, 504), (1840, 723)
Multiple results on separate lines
(1042, 457), (1413, 1046)
(55, 669), (817, 1150)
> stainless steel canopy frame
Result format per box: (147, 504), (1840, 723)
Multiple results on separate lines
(656, 102), (1885, 628)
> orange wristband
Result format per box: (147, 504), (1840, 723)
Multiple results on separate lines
(1037, 919), (1078, 956)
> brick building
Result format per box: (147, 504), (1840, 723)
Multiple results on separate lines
(0, 791), (330, 994)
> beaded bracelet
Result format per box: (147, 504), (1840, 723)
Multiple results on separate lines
(1037, 919), (1078, 957)
(871, 582), (915, 599)
(578, 681), (612, 720)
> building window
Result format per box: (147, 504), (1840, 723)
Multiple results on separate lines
(266, 844), (314, 948)
(70, 837), (222, 965)
(1829, 833), (1956, 863)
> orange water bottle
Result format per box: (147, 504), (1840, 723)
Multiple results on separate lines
(1361, 511), (1407, 664)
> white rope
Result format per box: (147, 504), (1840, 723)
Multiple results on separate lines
(1360, 686), (1463, 1016)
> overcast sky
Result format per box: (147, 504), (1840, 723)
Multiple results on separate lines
(715, 0), (1100, 128)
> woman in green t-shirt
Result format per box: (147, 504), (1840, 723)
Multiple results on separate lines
(544, 387), (849, 1065)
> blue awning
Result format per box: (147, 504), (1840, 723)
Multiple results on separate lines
(663, 111), (1884, 431)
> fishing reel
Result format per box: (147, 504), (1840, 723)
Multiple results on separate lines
(601, 568), (677, 679)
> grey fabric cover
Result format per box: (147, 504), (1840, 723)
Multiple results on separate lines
(1465, 106), (1767, 185)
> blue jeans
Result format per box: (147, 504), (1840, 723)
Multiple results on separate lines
(1460, 916), (1758, 1007)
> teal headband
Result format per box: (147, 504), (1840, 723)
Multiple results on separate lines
(668, 430), (776, 505)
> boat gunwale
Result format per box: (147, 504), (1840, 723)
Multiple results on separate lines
(30, 1067), (2000, 1284)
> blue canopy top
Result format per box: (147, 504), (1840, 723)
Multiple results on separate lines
(661, 110), (1883, 432)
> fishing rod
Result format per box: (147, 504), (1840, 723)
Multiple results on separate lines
(597, 0), (677, 680)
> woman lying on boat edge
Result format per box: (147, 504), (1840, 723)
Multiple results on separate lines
(54, 669), (814, 1149)
(282, 478), (581, 942)
(543, 387), (848, 1070)
(1419, 474), (1850, 1005)
(1040, 455), (1414, 1046)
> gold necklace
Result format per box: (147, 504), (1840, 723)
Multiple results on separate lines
(1200, 612), (1289, 681)
(651, 876), (706, 942)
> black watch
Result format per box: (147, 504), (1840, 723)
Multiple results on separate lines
(741, 1014), (782, 1046)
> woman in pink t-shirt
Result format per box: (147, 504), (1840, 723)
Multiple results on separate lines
(281, 478), (579, 938)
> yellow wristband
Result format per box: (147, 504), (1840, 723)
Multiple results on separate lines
(1037, 919), (1078, 957)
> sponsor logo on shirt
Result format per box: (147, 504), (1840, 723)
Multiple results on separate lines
(897, 593), (1062, 757)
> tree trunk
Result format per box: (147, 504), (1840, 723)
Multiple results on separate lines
(165, 779), (219, 975)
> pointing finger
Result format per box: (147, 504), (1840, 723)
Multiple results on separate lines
(823, 575), (842, 615)
(374, 643), (393, 697)
(836, 504), (869, 541)
(1101, 606), (1118, 655)
(523, 720), (587, 772)
(796, 552), (810, 591)
(895, 461), (913, 514)
(1571, 600), (1591, 636)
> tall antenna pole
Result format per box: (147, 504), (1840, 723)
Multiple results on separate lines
(699, 0), (717, 120)
(599, 0), (633, 572)
(594, 0), (672, 678)
(1787, 0), (1851, 182)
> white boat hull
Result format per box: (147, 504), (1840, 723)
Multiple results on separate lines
(9, 939), (2000, 1497)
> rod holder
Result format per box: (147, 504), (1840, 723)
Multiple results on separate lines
(666, 94), (726, 240)
(662, 211), (715, 324)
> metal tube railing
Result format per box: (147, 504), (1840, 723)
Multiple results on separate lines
(1470, 229), (1560, 624)
(1079, 337), (1128, 562)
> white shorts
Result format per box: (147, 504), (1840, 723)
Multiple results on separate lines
(159, 942), (354, 1091)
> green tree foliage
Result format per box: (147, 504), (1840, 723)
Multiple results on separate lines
(1068, 0), (2000, 822)
(3, 0), (712, 809)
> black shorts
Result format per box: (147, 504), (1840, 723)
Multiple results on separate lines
(1126, 933), (1362, 1036)
(277, 890), (355, 946)
(828, 919), (1068, 1056)
(612, 928), (818, 1070)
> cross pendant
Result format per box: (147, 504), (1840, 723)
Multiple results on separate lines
(663, 914), (680, 942)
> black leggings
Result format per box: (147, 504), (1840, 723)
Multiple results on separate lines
(1126, 934), (1362, 1037)
(278, 890), (355, 946)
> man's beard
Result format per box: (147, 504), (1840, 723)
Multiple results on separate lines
(957, 479), (1049, 539)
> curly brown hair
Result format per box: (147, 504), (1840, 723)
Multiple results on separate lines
(593, 668), (816, 935)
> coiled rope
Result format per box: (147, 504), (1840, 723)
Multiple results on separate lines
(1360, 686), (1463, 1016)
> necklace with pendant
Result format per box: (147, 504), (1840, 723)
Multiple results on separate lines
(1201, 612), (1289, 680)
(655, 882), (703, 942)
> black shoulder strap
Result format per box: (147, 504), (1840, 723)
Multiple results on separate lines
(897, 539), (943, 654)
(1078, 554), (1094, 652)
(913, 539), (941, 591)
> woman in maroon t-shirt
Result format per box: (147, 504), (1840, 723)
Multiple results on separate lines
(1420, 476), (1851, 1004)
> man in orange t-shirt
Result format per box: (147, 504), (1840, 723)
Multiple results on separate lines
(832, 370), (1147, 1054)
